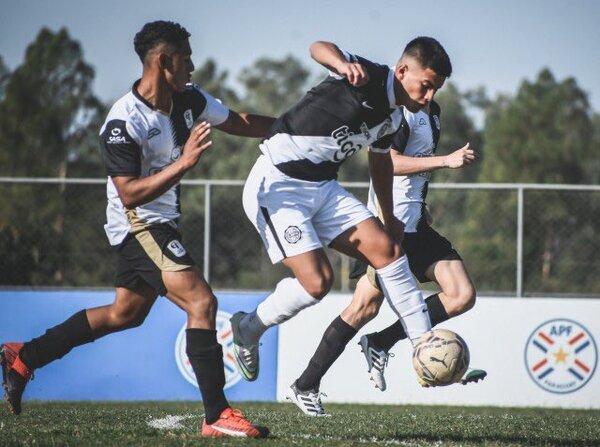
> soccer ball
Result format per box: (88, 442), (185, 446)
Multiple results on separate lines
(412, 329), (470, 386)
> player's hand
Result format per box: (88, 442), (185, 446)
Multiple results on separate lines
(443, 143), (476, 169)
(384, 215), (405, 242)
(338, 61), (369, 86)
(181, 121), (212, 170)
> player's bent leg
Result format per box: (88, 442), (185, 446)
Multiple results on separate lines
(426, 259), (476, 317)
(426, 260), (485, 385)
(87, 284), (158, 338)
(232, 250), (332, 381)
(331, 218), (430, 344)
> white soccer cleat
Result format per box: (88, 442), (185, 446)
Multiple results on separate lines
(359, 334), (393, 392)
(286, 381), (330, 417)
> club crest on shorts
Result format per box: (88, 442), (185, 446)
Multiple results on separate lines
(175, 311), (242, 390)
(167, 240), (187, 257)
(284, 226), (302, 244)
(524, 318), (597, 394)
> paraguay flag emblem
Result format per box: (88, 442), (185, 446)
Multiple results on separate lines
(524, 319), (597, 394)
(175, 311), (242, 390)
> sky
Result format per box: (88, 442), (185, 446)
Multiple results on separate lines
(1, 0), (599, 112)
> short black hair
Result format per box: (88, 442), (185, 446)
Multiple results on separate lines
(134, 21), (191, 62)
(401, 37), (452, 78)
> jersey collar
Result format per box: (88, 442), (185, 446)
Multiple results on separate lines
(387, 67), (398, 109)
(131, 80), (172, 116)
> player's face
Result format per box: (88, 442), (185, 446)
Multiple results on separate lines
(164, 41), (194, 93)
(395, 59), (446, 113)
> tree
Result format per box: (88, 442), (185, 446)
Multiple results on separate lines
(0, 28), (108, 286)
(460, 69), (599, 295)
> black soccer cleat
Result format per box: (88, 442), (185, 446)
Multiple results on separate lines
(1, 342), (33, 415)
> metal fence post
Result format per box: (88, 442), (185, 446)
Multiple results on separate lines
(204, 183), (211, 282)
(516, 186), (524, 297)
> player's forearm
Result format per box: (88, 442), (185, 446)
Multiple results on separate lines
(309, 41), (346, 74)
(391, 152), (447, 176)
(369, 151), (395, 223)
(217, 112), (275, 138)
(115, 161), (189, 209)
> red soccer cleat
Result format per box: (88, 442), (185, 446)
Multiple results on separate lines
(1, 342), (33, 415)
(201, 407), (269, 438)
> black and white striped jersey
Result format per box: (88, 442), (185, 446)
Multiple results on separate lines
(259, 51), (403, 182)
(367, 102), (442, 232)
(99, 81), (229, 245)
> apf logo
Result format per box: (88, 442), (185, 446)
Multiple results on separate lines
(175, 311), (242, 390)
(524, 319), (597, 394)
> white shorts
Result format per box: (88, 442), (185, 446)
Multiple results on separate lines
(243, 156), (374, 263)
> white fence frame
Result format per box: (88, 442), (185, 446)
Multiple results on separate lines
(1, 177), (599, 297)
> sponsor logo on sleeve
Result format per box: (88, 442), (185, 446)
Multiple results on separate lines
(524, 318), (597, 394)
(107, 127), (129, 144)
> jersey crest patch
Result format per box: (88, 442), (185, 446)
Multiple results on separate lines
(184, 109), (194, 129)
(433, 115), (441, 130)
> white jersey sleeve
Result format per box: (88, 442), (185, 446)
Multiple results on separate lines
(191, 85), (230, 126)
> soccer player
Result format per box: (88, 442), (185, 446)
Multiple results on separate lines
(0, 21), (273, 438)
(230, 38), (451, 396)
(288, 102), (486, 415)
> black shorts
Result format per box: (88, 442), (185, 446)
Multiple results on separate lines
(114, 223), (195, 296)
(349, 224), (462, 284)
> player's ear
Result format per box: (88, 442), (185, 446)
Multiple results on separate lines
(158, 52), (173, 71)
(396, 63), (408, 80)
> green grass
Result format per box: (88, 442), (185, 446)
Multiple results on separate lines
(1, 402), (599, 446)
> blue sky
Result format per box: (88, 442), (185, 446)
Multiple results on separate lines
(1, 0), (599, 111)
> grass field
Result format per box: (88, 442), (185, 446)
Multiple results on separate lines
(1, 401), (599, 446)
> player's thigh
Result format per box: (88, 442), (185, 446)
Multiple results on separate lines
(426, 259), (475, 302)
(162, 268), (215, 311)
(281, 248), (334, 298)
(112, 283), (158, 318)
(330, 217), (401, 269)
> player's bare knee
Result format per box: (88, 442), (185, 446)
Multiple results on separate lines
(185, 292), (217, 321)
(372, 241), (403, 269)
(304, 273), (334, 300)
(449, 283), (476, 315)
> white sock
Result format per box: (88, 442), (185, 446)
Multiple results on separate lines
(239, 277), (318, 344)
(376, 256), (431, 345)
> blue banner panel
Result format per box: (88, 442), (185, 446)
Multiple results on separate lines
(0, 291), (276, 401)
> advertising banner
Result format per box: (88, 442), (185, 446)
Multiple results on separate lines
(0, 290), (277, 401)
(277, 294), (600, 409)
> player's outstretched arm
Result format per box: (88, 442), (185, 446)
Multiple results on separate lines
(309, 41), (369, 86)
(113, 122), (212, 209)
(215, 111), (276, 138)
(391, 143), (476, 176)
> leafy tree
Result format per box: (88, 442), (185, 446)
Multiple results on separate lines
(460, 69), (598, 295)
(0, 28), (108, 286)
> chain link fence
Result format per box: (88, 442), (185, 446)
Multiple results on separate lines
(1, 178), (598, 297)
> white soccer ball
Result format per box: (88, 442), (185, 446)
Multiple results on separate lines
(412, 328), (470, 386)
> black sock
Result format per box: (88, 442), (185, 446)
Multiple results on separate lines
(186, 328), (229, 424)
(296, 316), (357, 392)
(19, 310), (95, 370)
(370, 293), (450, 351)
